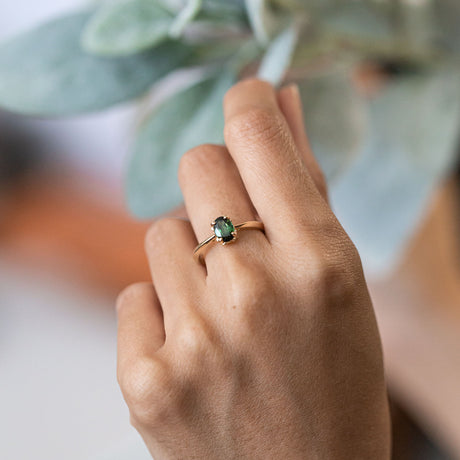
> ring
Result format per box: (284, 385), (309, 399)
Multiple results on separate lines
(193, 216), (264, 263)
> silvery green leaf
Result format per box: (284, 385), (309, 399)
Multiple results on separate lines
(169, 0), (203, 38)
(161, 0), (245, 15)
(160, 0), (247, 32)
(157, 0), (184, 13)
(330, 68), (460, 275)
(245, 0), (278, 44)
(258, 23), (298, 85)
(0, 12), (191, 115)
(82, 0), (174, 56)
(182, 0), (248, 43)
(197, 0), (248, 27)
(298, 69), (366, 182)
(203, 0), (246, 14)
(127, 71), (235, 218)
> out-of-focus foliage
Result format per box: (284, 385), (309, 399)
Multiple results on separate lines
(332, 67), (460, 273)
(127, 71), (235, 217)
(1, 0), (460, 272)
(298, 68), (367, 182)
(258, 23), (298, 85)
(0, 12), (192, 115)
(82, 0), (176, 55)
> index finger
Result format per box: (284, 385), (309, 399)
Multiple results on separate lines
(223, 79), (327, 243)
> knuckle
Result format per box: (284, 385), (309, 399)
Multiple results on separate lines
(116, 282), (151, 312)
(312, 168), (328, 199)
(232, 268), (273, 307)
(145, 217), (181, 252)
(178, 144), (226, 184)
(120, 358), (173, 427)
(309, 238), (362, 303)
(324, 227), (362, 272)
(310, 252), (342, 286)
(175, 317), (214, 356)
(340, 238), (362, 268)
(224, 106), (285, 146)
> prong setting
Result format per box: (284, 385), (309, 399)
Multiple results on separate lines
(212, 216), (236, 245)
(194, 220), (264, 263)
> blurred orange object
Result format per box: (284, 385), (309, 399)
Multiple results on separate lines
(371, 177), (460, 458)
(0, 172), (152, 295)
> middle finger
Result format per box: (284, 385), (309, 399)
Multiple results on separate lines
(223, 79), (327, 245)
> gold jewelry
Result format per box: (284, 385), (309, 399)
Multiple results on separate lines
(194, 216), (264, 263)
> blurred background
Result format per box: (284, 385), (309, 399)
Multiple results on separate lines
(1, 1), (460, 459)
(1, 2), (153, 459)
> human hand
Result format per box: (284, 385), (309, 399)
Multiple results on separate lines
(116, 80), (391, 459)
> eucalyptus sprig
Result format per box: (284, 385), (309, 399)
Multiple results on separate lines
(1, 0), (460, 272)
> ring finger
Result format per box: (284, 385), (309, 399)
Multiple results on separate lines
(178, 143), (268, 276)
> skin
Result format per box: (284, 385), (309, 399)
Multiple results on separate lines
(116, 80), (391, 459)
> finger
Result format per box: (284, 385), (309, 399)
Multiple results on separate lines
(223, 79), (326, 243)
(145, 217), (205, 329)
(116, 282), (165, 374)
(277, 84), (329, 202)
(178, 143), (267, 272)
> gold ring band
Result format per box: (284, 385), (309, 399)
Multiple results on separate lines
(194, 216), (264, 263)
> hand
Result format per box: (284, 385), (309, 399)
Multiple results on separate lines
(116, 80), (391, 459)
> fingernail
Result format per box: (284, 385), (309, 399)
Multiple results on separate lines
(281, 83), (301, 105)
(279, 83), (304, 124)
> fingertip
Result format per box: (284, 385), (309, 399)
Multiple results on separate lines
(277, 83), (303, 121)
(223, 78), (278, 119)
(278, 83), (300, 98)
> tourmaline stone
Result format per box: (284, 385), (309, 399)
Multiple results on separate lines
(213, 216), (235, 243)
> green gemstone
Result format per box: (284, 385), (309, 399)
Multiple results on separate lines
(213, 216), (235, 243)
